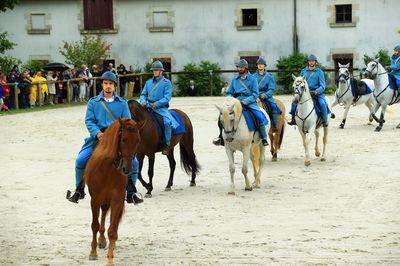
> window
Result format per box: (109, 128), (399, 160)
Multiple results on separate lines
(242, 9), (258, 27)
(333, 53), (353, 80)
(240, 56), (258, 73)
(152, 57), (172, 72)
(31, 14), (46, 30)
(147, 8), (174, 32)
(153, 12), (169, 28)
(27, 13), (50, 34)
(83, 0), (113, 30)
(335, 5), (352, 23)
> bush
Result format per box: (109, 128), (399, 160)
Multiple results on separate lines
(363, 49), (391, 67)
(22, 59), (46, 74)
(0, 55), (21, 74)
(276, 53), (308, 94)
(175, 61), (224, 96)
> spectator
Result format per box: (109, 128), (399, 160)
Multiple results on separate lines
(47, 71), (57, 105)
(7, 65), (20, 109)
(127, 65), (135, 98)
(0, 71), (10, 111)
(31, 70), (48, 106)
(70, 68), (79, 102)
(103, 62), (116, 74)
(82, 64), (93, 100)
(221, 81), (229, 95)
(19, 69), (32, 108)
(78, 69), (87, 102)
(117, 64), (128, 97)
(91, 64), (102, 96)
(187, 80), (197, 96)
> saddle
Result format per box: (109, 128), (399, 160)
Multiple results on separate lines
(242, 106), (260, 132)
(148, 111), (166, 148)
(260, 99), (282, 120)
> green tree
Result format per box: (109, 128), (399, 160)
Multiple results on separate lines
(22, 60), (47, 74)
(363, 49), (391, 67)
(176, 61), (224, 96)
(0, 55), (21, 74)
(59, 35), (111, 67)
(276, 53), (308, 94)
(0, 0), (19, 12)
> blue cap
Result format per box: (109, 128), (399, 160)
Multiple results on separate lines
(308, 54), (318, 61)
(151, 60), (164, 71)
(256, 57), (267, 65)
(101, 71), (118, 83)
(236, 59), (249, 68)
(394, 45), (400, 52)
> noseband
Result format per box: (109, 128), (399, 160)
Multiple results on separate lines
(113, 127), (136, 175)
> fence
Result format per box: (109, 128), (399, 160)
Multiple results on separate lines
(1, 68), (364, 110)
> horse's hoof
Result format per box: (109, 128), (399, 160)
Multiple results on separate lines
(190, 182), (196, 187)
(245, 186), (253, 191)
(252, 184), (260, 189)
(304, 161), (311, 166)
(330, 113), (336, 119)
(165, 187), (171, 191)
(397, 124), (400, 129)
(271, 156), (277, 162)
(315, 151), (321, 157)
(339, 124), (344, 129)
(145, 193), (152, 198)
(228, 191), (235, 195)
(375, 127), (382, 132)
(89, 254), (98, 261)
(98, 241), (107, 249)
(321, 157), (326, 162)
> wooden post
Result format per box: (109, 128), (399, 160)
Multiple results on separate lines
(209, 70), (214, 96)
(93, 78), (97, 96)
(117, 76), (121, 96)
(139, 74), (143, 94)
(14, 83), (19, 110)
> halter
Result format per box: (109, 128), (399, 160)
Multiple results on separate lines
(293, 81), (315, 134)
(113, 127), (136, 175)
(336, 70), (352, 105)
(221, 109), (243, 140)
(365, 60), (388, 79)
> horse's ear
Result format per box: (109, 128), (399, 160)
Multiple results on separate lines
(338, 63), (343, 68)
(302, 74), (307, 80)
(136, 120), (146, 131)
(375, 56), (380, 62)
(344, 63), (350, 68)
(118, 118), (126, 126)
(291, 74), (297, 80)
(215, 105), (223, 113)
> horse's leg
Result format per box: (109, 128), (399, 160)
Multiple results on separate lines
(242, 148), (252, 191)
(302, 132), (311, 166)
(137, 154), (149, 190)
(256, 144), (265, 188)
(145, 154), (155, 198)
(268, 129), (275, 159)
(314, 129), (321, 157)
(339, 104), (351, 129)
(107, 199), (124, 266)
(98, 204), (109, 249)
(225, 147), (236, 195)
(321, 126), (329, 161)
(375, 104), (387, 132)
(251, 144), (260, 188)
(89, 200), (100, 260)
(372, 102), (381, 124)
(165, 148), (176, 191)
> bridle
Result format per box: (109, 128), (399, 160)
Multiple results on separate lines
(293, 80), (315, 134)
(365, 60), (387, 79)
(336, 69), (351, 104)
(221, 108), (243, 141)
(113, 126), (137, 176)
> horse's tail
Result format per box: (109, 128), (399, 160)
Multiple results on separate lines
(277, 122), (285, 150)
(178, 113), (200, 175)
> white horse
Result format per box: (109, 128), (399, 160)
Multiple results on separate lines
(331, 63), (376, 129)
(292, 75), (330, 166)
(365, 60), (400, 131)
(216, 97), (267, 195)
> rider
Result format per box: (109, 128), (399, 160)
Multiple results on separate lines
(213, 59), (269, 146)
(66, 71), (143, 204)
(288, 54), (329, 127)
(139, 60), (179, 155)
(252, 57), (280, 132)
(388, 45), (400, 94)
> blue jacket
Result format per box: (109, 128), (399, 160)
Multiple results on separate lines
(253, 71), (275, 99)
(389, 54), (400, 80)
(226, 72), (260, 111)
(139, 76), (179, 128)
(82, 91), (131, 149)
(300, 67), (326, 94)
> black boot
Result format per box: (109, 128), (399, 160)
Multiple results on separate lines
(66, 183), (85, 203)
(212, 117), (224, 146)
(287, 115), (296, 126)
(262, 139), (269, 146)
(127, 192), (144, 204)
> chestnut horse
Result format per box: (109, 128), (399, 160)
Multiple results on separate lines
(257, 98), (286, 161)
(128, 100), (200, 197)
(84, 118), (144, 265)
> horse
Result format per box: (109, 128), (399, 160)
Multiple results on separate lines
(291, 75), (330, 166)
(257, 98), (286, 161)
(84, 118), (144, 265)
(365, 60), (400, 131)
(331, 63), (376, 129)
(128, 100), (200, 197)
(216, 97), (267, 195)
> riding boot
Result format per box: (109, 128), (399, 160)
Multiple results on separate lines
(288, 102), (297, 126)
(287, 115), (296, 126)
(67, 181), (85, 203)
(258, 125), (269, 146)
(162, 125), (172, 155)
(212, 116), (224, 146)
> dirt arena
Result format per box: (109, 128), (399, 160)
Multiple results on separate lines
(1, 96), (399, 265)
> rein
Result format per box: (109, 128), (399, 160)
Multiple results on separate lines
(113, 126), (136, 175)
(223, 110), (243, 136)
(294, 83), (315, 134)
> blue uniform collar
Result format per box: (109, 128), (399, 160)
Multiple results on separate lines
(306, 66), (319, 72)
(256, 70), (266, 76)
(152, 75), (164, 82)
(392, 54), (400, 60)
(93, 91), (124, 102)
(235, 71), (250, 80)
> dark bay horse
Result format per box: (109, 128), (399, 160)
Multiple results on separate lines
(128, 100), (200, 197)
(85, 118), (144, 265)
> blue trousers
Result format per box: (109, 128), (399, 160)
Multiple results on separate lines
(290, 95), (328, 123)
(389, 75), (400, 93)
(163, 117), (172, 146)
(75, 145), (139, 191)
(262, 98), (280, 128)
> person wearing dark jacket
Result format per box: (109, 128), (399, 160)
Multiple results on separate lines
(187, 80), (197, 96)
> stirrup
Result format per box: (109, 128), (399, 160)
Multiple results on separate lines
(212, 137), (224, 146)
(287, 118), (296, 126)
(161, 145), (170, 155)
(262, 139), (269, 146)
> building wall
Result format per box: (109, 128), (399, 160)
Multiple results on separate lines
(0, 0), (398, 71)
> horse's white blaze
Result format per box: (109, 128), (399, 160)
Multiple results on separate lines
(217, 97), (266, 194)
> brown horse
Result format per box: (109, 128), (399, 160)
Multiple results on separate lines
(84, 118), (144, 265)
(128, 100), (200, 197)
(257, 98), (286, 161)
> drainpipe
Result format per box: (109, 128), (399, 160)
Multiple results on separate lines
(293, 0), (299, 54)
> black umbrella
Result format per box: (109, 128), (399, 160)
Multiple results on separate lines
(42, 62), (70, 72)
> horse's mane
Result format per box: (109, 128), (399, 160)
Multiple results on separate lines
(128, 99), (146, 112)
(95, 120), (122, 161)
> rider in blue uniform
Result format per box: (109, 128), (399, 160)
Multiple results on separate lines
(388, 45), (400, 93)
(252, 57), (280, 132)
(66, 71), (143, 204)
(288, 54), (329, 127)
(213, 59), (269, 146)
(139, 61), (179, 155)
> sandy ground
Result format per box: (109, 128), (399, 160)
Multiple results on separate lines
(1, 96), (399, 265)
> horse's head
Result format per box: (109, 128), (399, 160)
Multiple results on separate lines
(216, 97), (242, 142)
(292, 74), (309, 104)
(338, 63), (351, 85)
(114, 118), (145, 176)
(128, 100), (148, 121)
(364, 60), (381, 79)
